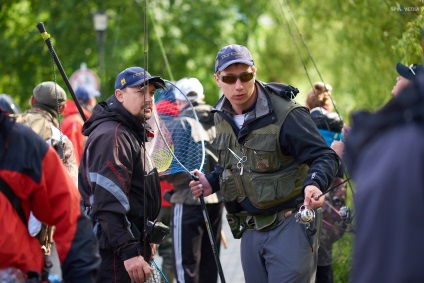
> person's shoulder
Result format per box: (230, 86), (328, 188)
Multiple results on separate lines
(261, 81), (299, 100)
(11, 121), (50, 154)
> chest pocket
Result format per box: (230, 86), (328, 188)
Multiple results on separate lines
(212, 133), (232, 168)
(244, 134), (281, 173)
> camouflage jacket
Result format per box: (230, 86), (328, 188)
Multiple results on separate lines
(12, 107), (78, 185)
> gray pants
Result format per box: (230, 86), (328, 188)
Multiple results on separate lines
(240, 210), (322, 283)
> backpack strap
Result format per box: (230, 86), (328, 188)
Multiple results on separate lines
(0, 177), (27, 225)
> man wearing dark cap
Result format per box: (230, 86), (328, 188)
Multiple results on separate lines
(392, 62), (424, 96)
(189, 44), (339, 283)
(78, 67), (165, 283)
(62, 85), (100, 164)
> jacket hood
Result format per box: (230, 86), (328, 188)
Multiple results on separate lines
(82, 95), (152, 143)
(63, 100), (91, 119)
(345, 73), (424, 171)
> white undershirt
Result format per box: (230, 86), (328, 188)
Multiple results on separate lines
(233, 114), (246, 129)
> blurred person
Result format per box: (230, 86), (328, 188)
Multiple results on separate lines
(190, 44), (339, 283)
(305, 82), (348, 283)
(346, 65), (424, 283)
(154, 83), (180, 283)
(391, 62), (423, 97)
(163, 78), (223, 283)
(12, 81), (78, 185)
(78, 67), (165, 283)
(12, 81), (79, 282)
(62, 85), (100, 165)
(0, 108), (100, 282)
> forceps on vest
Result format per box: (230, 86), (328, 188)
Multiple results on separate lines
(228, 148), (247, 175)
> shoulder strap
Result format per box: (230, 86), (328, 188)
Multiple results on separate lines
(0, 177), (27, 225)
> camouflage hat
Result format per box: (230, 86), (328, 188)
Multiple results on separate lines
(33, 81), (67, 109)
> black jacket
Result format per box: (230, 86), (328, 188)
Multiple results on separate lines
(346, 73), (424, 283)
(78, 95), (161, 261)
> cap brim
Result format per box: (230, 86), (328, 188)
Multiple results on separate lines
(396, 62), (415, 80)
(128, 76), (167, 90)
(217, 60), (254, 73)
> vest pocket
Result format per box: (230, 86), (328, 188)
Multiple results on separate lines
(244, 134), (280, 172)
(220, 169), (240, 203)
(249, 169), (300, 209)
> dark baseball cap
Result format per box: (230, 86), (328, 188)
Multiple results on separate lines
(114, 67), (165, 90)
(214, 44), (254, 73)
(396, 62), (424, 80)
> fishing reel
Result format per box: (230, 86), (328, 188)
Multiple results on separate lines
(339, 206), (353, 224)
(295, 205), (315, 225)
(295, 205), (317, 236)
(146, 221), (170, 244)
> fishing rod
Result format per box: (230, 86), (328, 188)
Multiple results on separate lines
(36, 22), (87, 122)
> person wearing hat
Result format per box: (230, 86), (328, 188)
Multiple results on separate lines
(78, 67), (166, 283)
(392, 62), (424, 96)
(189, 44), (339, 283)
(0, 108), (100, 283)
(13, 81), (78, 184)
(345, 64), (424, 282)
(162, 78), (224, 283)
(62, 85), (100, 165)
(12, 81), (79, 282)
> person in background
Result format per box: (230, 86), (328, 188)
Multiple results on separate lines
(0, 108), (100, 282)
(346, 63), (424, 282)
(78, 67), (165, 283)
(12, 81), (78, 185)
(392, 62), (423, 97)
(154, 83), (180, 283)
(305, 82), (348, 283)
(164, 78), (223, 283)
(190, 44), (339, 283)
(62, 85), (100, 165)
(12, 81), (79, 282)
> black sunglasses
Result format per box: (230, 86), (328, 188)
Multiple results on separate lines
(218, 72), (254, 84)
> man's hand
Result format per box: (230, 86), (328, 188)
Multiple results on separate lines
(303, 185), (324, 209)
(189, 170), (212, 198)
(124, 256), (153, 283)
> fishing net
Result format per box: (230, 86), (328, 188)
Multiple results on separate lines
(147, 80), (205, 175)
(145, 260), (169, 283)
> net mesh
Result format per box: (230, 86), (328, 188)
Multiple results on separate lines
(145, 260), (168, 283)
(147, 81), (205, 175)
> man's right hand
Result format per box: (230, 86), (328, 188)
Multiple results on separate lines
(190, 170), (212, 198)
(124, 256), (153, 283)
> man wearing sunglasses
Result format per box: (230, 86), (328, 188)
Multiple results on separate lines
(392, 62), (423, 97)
(190, 44), (339, 283)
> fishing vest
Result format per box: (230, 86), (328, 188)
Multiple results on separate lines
(214, 94), (309, 210)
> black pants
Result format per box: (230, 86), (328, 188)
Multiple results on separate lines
(96, 249), (131, 283)
(172, 203), (223, 283)
(316, 264), (333, 283)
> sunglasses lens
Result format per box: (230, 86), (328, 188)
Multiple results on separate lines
(221, 75), (237, 84)
(220, 72), (254, 84)
(239, 72), (254, 82)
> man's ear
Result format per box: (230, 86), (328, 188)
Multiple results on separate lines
(214, 74), (221, 87)
(30, 96), (36, 106)
(115, 89), (124, 103)
(59, 103), (66, 114)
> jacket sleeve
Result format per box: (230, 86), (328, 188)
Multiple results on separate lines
(80, 128), (142, 261)
(279, 107), (339, 193)
(34, 146), (100, 282)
